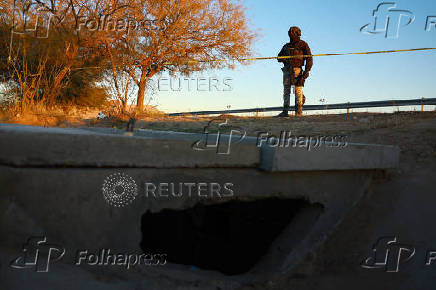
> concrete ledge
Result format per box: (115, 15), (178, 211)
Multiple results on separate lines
(0, 124), (259, 168)
(260, 143), (400, 172)
(84, 127), (400, 171)
(0, 123), (399, 171)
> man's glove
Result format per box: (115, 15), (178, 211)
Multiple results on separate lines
(297, 77), (304, 87)
(295, 70), (307, 86)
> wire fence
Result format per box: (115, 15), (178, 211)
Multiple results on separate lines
(169, 97), (436, 116)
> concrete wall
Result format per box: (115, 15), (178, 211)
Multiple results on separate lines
(0, 124), (403, 290)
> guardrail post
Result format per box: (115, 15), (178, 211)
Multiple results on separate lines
(421, 97), (425, 112)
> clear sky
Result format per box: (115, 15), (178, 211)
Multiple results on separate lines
(151, 0), (436, 113)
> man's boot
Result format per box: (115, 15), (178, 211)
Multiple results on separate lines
(295, 104), (303, 117)
(276, 110), (289, 117)
(295, 90), (304, 117)
(276, 105), (289, 117)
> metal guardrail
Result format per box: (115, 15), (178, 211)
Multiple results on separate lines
(169, 97), (436, 116)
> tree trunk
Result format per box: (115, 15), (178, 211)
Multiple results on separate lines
(47, 66), (70, 106)
(136, 70), (147, 111)
(47, 43), (76, 106)
(123, 80), (130, 112)
(136, 69), (155, 111)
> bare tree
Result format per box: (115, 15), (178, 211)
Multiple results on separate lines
(124, 0), (256, 110)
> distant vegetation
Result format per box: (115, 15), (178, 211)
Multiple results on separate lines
(0, 0), (256, 115)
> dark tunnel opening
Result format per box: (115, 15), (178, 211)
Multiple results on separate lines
(140, 198), (316, 275)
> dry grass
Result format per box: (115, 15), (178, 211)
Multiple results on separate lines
(1, 107), (435, 166)
(0, 103), (164, 127)
(133, 111), (436, 137)
(1, 104), (435, 140)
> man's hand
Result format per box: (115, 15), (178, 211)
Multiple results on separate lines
(297, 71), (309, 86)
(297, 77), (304, 87)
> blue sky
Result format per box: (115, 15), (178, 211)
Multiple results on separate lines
(153, 0), (436, 113)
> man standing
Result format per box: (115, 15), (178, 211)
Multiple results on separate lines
(277, 26), (313, 117)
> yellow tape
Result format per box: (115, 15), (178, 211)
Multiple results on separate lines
(70, 47), (436, 70)
(163, 47), (436, 65)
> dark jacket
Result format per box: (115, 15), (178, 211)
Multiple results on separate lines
(278, 40), (313, 73)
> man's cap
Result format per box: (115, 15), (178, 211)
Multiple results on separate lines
(288, 26), (302, 36)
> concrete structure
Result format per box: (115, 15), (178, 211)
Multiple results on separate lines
(0, 123), (401, 289)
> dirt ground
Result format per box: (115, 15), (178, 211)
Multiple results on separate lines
(2, 110), (436, 171)
(128, 111), (436, 172)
